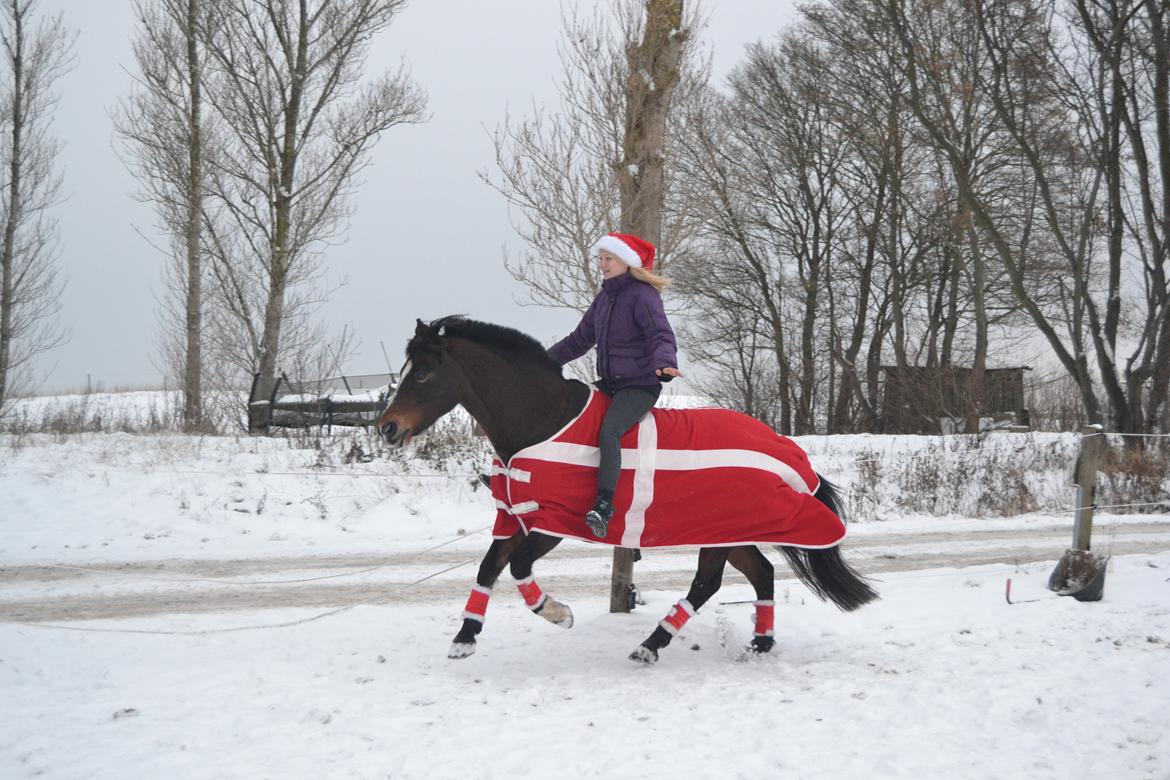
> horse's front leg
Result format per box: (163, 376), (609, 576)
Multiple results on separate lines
(449, 534), (525, 659)
(630, 547), (730, 665)
(508, 533), (571, 627)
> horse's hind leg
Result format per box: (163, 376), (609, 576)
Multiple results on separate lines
(630, 547), (730, 665)
(508, 533), (572, 628)
(449, 534), (525, 659)
(728, 546), (776, 653)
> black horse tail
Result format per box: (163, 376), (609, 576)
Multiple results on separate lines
(775, 474), (879, 612)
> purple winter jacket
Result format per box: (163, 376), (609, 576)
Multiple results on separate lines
(547, 273), (678, 391)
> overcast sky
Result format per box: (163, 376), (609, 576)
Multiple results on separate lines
(32, 0), (797, 393)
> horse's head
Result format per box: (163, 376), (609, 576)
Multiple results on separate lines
(377, 318), (465, 447)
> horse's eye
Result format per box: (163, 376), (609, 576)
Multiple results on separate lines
(415, 371), (432, 384)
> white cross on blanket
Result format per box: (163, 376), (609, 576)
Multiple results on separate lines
(488, 390), (847, 550)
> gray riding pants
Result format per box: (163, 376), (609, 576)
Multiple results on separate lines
(596, 385), (660, 496)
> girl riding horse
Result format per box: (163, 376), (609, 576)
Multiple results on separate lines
(546, 232), (681, 538)
(378, 316), (877, 664)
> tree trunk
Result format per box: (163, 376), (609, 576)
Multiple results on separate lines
(611, 0), (686, 614)
(616, 0), (686, 246)
(182, 0), (203, 429)
(797, 251), (820, 435)
(964, 210), (987, 434)
(0, 4), (21, 409)
(255, 0), (309, 388)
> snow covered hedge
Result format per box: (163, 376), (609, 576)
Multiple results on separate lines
(2, 391), (1166, 520)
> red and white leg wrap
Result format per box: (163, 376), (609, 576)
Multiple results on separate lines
(659, 598), (696, 636)
(515, 575), (547, 611)
(462, 585), (491, 623)
(754, 600), (775, 637)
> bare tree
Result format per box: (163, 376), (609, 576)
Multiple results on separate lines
(666, 0), (1167, 435)
(742, 37), (853, 434)
(678, 28), (889, 435)
(483, 1), (695, 612)
(620, 0), (688, 241)
(672, 86), (796, 428)
(796, 0), (911, 432)
(1061, 0), (1170, 433)
(483, 1), (706, 320)
(877, 0), (1008, 432)
(200, 0), (427, 402)
(607, 0), (689, 614)
(887, 0), (1170, 433)
(0, 0), (72, 411)
(670, 0), (1048, 435)
(115, 0), (212, 429)
(483, 9), (624, 314)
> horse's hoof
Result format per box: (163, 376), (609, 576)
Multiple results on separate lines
(448, 640), (477, 659)
(748, 636), (775, 654)
(535, 598), (574, 629)
(629, 645), (658, 665)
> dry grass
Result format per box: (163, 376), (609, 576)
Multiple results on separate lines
(847, 434), (1078, 518)
(1099, 440), (1170, 514)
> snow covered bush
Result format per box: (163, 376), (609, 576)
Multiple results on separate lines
(4, 390), (1162, 519)
(844, 433), (1078, 519)
(1099, 441), (1170, 515)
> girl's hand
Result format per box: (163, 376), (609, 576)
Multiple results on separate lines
(656, 367), (683, 378)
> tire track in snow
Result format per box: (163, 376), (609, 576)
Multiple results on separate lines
(4, 520), (1167, 583)
(2, 522), (1168, 623)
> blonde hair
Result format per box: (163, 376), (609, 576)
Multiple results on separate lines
(630, 266), (670, 291)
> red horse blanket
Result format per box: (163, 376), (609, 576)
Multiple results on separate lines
(488, 390), (846, 549)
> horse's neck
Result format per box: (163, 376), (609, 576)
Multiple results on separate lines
(482, 380), (588, 463)
(456, 344), (588, 462)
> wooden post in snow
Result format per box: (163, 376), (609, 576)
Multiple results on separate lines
(1071, 423), (1104, 551)
(1048, 423), (1109, 599)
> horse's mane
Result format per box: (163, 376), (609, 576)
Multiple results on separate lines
(418, 315), (564, 376)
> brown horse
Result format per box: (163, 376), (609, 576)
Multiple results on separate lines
(378, 316), (877, 664)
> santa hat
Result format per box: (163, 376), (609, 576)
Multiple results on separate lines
(593, 232), (656, 271)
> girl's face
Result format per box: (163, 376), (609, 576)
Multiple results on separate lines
(599, 250), (630, 280)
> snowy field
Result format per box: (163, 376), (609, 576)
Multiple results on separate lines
(3, 554), (1169, 779)
(1, 392), (1169, 778)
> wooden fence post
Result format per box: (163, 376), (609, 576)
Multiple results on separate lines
(1071, 423), (1104, 551)
(610, 548), (636, 612)
(1048, 423), (1109, 600)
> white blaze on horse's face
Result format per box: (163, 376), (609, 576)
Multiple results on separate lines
(376, 348), (460, 447)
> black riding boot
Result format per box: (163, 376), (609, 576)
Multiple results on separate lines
(585, 494), (615, 538)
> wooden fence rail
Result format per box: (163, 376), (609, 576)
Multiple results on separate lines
(248, 372), (393, 433)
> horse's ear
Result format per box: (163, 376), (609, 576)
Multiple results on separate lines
(415, 319), (431, 338)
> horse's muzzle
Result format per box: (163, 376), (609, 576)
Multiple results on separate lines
(379, 420), (411, 447)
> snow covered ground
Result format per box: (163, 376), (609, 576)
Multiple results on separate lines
(3, 553), (1168, 779)
(1, 399), (1168, 778)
